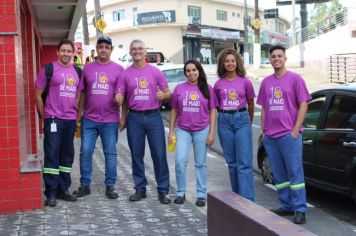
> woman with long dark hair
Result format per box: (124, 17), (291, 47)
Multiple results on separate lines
(214, 48), (255, 201)
(168, 59), (217, 207)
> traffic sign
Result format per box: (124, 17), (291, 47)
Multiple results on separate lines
(264, 8), (279, 19)
(95, 18), (107, 32)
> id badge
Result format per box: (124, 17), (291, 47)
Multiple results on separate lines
(51, 123), (57, 132)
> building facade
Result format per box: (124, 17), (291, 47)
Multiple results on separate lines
(87, 0), (290, 64)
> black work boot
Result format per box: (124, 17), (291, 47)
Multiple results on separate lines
(73, 186), (91, 197)
(106, 186), (118, 199)
(129, 191), (147, 201)
(158, 192), (171, 204)
(57, 191), (77, 202)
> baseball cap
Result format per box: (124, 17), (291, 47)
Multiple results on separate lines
(97, 35), (112, 45)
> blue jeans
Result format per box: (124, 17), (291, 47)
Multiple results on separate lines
(217, 110), (255, 201)
(263, 133), (307, 213)
(79, 118), (119, 187)
(175, 126), (209, 199)
(126, 111), (170, 193)
(43, 118), (76, 198)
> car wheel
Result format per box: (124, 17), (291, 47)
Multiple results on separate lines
(261, 151), (274, 184)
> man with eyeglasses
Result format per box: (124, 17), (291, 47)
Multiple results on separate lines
(116, 39), (171, 204)
(73, 35), (124, 199)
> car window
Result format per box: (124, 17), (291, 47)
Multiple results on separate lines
(304, 96), (326, 128)
(146, 52), (165, 63)
(325, 95), (356, 129)
(162, 68), (184, 83)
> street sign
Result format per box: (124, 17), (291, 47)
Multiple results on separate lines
(264, 8), (279, 19)
(95, 18), (107, 32)
(276, 0), (330, 5)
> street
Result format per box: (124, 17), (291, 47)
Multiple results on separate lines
(162, 108), (356, 235)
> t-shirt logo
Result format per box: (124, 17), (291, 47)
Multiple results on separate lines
(99, 73), (108, 83)
(189, 91), (199, 100)
(223, 88), (239, 109)
(228, 89), (238, 100)
(139, 78), (148, 89)
(133, 77), (150, 101)
(92, 72), (109, 95)
(60, 73), (76, 97)
(182, 90), (200, 113)
(269, 86), (284, 111)
(274, 87), (282, 99)
(67, 75), (75, 86)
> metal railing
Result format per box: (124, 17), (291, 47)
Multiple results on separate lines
(328, 53), (356, 83)
(288, 8), (348, 48)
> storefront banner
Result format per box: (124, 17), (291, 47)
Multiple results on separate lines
(201, 29), (240, 40)
(261, 31), (289, 46)
(133, 11), (176, 26)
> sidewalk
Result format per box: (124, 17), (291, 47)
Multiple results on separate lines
(0, 135), (208, 235)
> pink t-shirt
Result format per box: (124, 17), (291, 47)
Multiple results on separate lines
(214, 76), (255, 110)
(119, 64), (168, 110)
(79, 61), (124, 123)
(256, 71), (311, 138)
(171, 82), (217, 131)
(35, 62), (80, 120)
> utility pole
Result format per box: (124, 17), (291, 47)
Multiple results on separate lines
(292, 0), (296, 45)
(82, 3), (90, 64)
(253, 0), (261, 68)
(254, 0), (260, 43)
(94, 0), (102, 38)
(243, 0), (249, 65)
(82, 4), (89, 45)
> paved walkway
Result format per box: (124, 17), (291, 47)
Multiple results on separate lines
(0, 137), (210, 236)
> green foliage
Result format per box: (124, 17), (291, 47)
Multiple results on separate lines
(309, 0), (343, 23)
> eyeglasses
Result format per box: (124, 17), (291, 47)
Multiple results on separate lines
(130, 47), (145, 52)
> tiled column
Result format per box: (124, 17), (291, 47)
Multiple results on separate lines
(0, 0), (43, 214)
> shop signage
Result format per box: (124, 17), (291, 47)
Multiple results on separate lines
(134, 10), (176, 26)
(261, 31), (289, 46)
(201, 29), (240, 40)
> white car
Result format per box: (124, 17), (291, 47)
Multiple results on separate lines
(158, 64), (185, 109)
(118, 51), (166, 68)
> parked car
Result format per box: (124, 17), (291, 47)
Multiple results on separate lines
(158, 64), (185, 109)
(257, 83), (356, 203)
(118, 50), (166, 68)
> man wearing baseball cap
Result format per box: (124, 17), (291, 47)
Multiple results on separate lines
(74, 35), (125, 199)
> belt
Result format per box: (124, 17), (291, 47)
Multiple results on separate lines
(129, 109), (159, 115)
(218, 108), (246, 114)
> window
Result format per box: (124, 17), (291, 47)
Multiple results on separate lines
(325, 95), (356, 129)
(188, 5), (201, 18)
(304, 96), (326, 129)
(113, 9), (125, 22)
(217, 10), (227, 21)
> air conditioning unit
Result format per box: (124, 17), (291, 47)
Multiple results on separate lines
(188, 16), (201, 26)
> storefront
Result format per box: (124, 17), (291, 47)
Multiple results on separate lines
(183, 26), (244, 64)
(260, 31), (289, 61)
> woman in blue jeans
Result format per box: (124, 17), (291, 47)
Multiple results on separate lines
(213, 48), (256, 201)
(168, 59), (217, 207)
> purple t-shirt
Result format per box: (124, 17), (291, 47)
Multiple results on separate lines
(171, 82), (217, 131)
(256, 71), (311, 138)
(119, 64), (168, 110)
(35, 62), (80, 120)
(79, 61), (124, 123)
(214, 76), (255, 110)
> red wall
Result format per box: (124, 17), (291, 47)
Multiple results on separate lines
(42, 45), (57, 65)
(0, 0), (43, 214)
